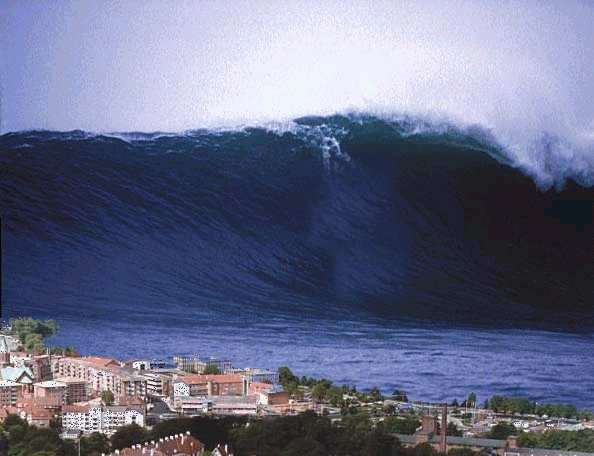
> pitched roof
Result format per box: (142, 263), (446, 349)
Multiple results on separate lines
(34, 380), (66, 388)
(82, 356), (121, 367)
(54, 376), (87, 384)
(111, 433), (205, 456)
(1, 367), (34, 383)
(63, 404), (90, 413)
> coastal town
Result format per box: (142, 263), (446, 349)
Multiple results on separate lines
(1, 318), (594, 456)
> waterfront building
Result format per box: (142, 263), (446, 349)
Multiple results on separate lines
(125, 359), (169, 370)
(174, 395), (258, 416)
(173, 356), (233, 374)
(54, 357), (147, 399)
(228, 368), (279, 384)
(138, 370), (177, 398)
(62, 403), (145, 434)
(173, 374), (247, 399)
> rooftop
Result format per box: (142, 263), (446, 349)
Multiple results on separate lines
(0, 366), (34, 383)
(35, 380), (67, 388)
(54, 376), (88, 384)
(177, 374), (244, 385)
(106, 432), (204, 456)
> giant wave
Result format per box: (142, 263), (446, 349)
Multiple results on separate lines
(1, 114), (593, 328)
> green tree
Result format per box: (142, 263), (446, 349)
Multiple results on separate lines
(448, 448), (486, 456)
(487, 422), (517, 440)
(7, 318), (59, 354)
(311, 382), (330, 403)
(393, 390), (409, 402)
(101, 390), (115, 406)
(467, 392), (477, 408)
(280, 437), (326, 456)
(202, 364), (221, 375)
(410, 442), (439, 456)
(81, 432), (110, 456)
(383, 416), (421, 435)
(447, 422), (463, 437)
(278, 367), (299, 387)
(362, 428), (400, 456)
(368, 387), (384, 402)
(517, 432), (542, 448)
(110, 424), (149, 450)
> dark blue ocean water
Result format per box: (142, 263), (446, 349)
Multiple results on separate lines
(2, 116), (593, 407)
(47, 314), (594, 408)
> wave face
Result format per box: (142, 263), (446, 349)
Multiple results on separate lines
(1, 115), (593, 328)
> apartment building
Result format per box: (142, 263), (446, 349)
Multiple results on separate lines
(62, 403), (145, 435)
(55, 377), (88, 404)
(138, 370), (176, 398)
(0, 380), (20, 406)
(173, 356), (232, 374)
(125, 359), (169, 371)
(54, 357), (146, 399)
(33, 380), (67, 407)
(173, 374), (247, 399)
(229, 368), (279, 384)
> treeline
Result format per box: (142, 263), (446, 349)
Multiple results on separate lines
(110, 412), (476, 456)
(278, 366), (395, 408)
(517, 429), (594, 452)
(484, 396), (593, 419)
(2, 318), (78, 356)
(0, 414), (247, 456)
(4, 318), (58, 354)
(0, 412), (470, 456)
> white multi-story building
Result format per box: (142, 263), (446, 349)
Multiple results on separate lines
(62, 404), (144, 434)
(138, 369), (178, 398)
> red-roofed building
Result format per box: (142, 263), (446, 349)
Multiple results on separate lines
(173, 374), (247, 398)
(83, 357), (121, 368)
(20, 406), (54, 427)
(105, 432), (204, 455)
(248, 382), (273, 395)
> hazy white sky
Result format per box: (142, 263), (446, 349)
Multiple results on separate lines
(2, 0), (594, 140)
